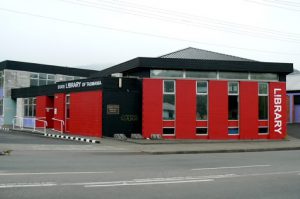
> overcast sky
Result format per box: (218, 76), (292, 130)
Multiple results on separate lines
(0, 0), (300, 71)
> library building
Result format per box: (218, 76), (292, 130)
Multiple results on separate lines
(11, 47), (293, 140)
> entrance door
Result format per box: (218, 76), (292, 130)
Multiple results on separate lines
(45, 96), (54, 128)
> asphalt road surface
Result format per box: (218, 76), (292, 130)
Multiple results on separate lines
(1, 131), (300, 199)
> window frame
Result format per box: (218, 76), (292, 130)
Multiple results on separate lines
(163, 80), (176, 121)
(65, 94), (70, 119)
(162, 127), (175, 136)
(23, 97), (36, 117)
(258, 82), (269, 121)
(196, 81), (208, 121)
(228, 82), (239, 121)
(196, 127), (208, 136)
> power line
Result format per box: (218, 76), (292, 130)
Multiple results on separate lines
(60, 0), (300, 43)
(245, 0), (300, 11)
(0, 7), (299, 56)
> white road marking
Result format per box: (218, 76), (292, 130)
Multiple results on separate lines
(84, 179), (214, 188)
(0, 183), (57, 188)
(191, 164), (271, 171)
(61, 174), (235, 186)
(1, 170), (299, 189)
(0, 171), (113, 176)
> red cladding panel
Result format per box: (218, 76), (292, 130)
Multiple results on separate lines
(53, 93), (65, 132)
(36, 96), (47, 128)
(269, 82), (287, 140)
(175, 80), (196, 139)
(142, 79), (163, 138)
(239, 82), (259, 139)
(163, 121), (175, 127)
(36, 96), (54, 128)
(208, 80), (228, 139)
(69, 91), (102, 137)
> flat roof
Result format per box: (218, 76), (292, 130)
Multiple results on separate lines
(0, 60), (99, 77)
(92, 57), (293, 78)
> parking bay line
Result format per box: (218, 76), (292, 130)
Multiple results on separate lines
(191, 164), (271, 171)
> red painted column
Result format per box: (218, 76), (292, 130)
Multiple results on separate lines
(69, 90), (102, 137)
(53, 93), (65, 132)
(239, 81), (259, 139)
(269, 82), (287, 139)
(142, 79), (163, 138)
(175, 80), (196, 139)
(208, 80), (228, 139)
(36, 96), (47, 128)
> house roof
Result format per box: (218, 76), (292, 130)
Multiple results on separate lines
(159, 47), (254, 61)
(0, 60), (99, 77)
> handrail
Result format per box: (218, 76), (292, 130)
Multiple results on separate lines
(33, 118), (48, 134)
(52, 118), (64, 134)
(12, 116), (24, 130)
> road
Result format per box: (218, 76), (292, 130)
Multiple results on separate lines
(1, 131), (300, 199)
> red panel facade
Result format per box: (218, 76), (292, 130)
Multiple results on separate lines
(208, 80), (228, 139)
(269, 82), (287, 139)
(36, 96), (54, 128)
(142, 79), (163, 138)
(239, 82), (259, 139)
(69, 90), (102, 137)
(175, 80), (196, 139)
(53, 93), (65, 132)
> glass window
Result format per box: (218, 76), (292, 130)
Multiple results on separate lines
(47, 74), (55, 80)
(150, 70), (183, 78)
(197, 81), (208, 94)
(196, 81), (208, 120)
(39, 73), (47, 79)
(251, 73), (278, 80)
(196, 128), (207, 135)
(228, 128), (239, 135)
(39, 79), (47, 86)
(259, 127), (268, 134)
(259, 83), (268, 120)
(47, 80), (55, 85)
(65, 76), (74, 81)
(30, 79), (39, 86)
(229, 96), (238, 120)
(163, 80), (175, 120)
(163, 95), (175, 120)
(219, 72), (248, 80)
(259, 83), (268, 95)
(164, 80), (175, 93)
(186, 71), (217, 79)
(163, 128), (175, 135)
(23, 97), (36, 117)
(30, 73), (56, 86)
(197, 95), (208, 120)
(228, 82), (239, 120)
(259, 96), (268, 120)
(66, 94), (70, 119)
(228, 82), (239, 94)
(30, 73), (38, 78)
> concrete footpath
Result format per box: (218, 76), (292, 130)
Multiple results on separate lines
(4, 124), (300, 154)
